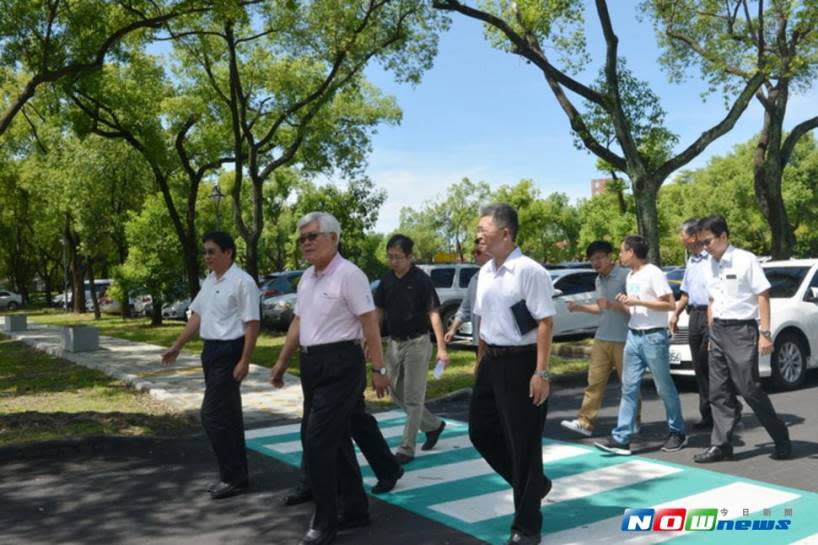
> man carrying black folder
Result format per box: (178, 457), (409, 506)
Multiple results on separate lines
(471, 203), (556, 545)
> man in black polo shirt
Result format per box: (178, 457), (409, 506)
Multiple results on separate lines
(375, 234), (449, 464)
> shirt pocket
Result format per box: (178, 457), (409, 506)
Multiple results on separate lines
(317, 288), (344, 318)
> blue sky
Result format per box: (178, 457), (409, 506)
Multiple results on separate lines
(359, 3), (818, 233)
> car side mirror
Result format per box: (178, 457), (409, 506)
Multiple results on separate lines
(808, 287), (818, 302)
(552, 289), (564, 298)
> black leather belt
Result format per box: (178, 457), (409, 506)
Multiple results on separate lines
(713, 318), (756, 326)
(300, 340), (360, 355)
(390, 333), (427, 342)
(687, 305), (708, 312)
(629, 327), (666, 335)
(485, 344), (537, 357)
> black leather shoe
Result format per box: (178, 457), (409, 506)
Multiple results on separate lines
(337, 513), (371, 531)
(209, 480), (249, 499)
(394, 452), (414, 465)
(299, 528), (337, 545)
(206, 480), (220, 493)
(692, 419), (713, 430)
(542, 476), (552, 500)
(772, 442), (792, 460)
(372, 466), (404, 494)
(421, 421), (446, 450)
(282, 486), (313, 506)
(506, 532), (540, 545)
(693, 446), (733, 463)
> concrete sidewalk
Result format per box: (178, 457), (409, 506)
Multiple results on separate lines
(2, 318), (305, 424)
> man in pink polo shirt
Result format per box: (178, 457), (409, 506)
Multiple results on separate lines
(271, 212), (391, 545)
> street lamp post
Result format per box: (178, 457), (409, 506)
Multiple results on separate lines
(210, 185), (224, 229)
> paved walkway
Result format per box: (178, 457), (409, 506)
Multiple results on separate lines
(2, 318), (305, 424)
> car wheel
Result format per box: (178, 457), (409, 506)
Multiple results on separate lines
(771, 332), (807, 390)
(7, 302), (18, 310)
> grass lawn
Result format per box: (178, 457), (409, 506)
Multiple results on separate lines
(16, 309), (590, 406)
(0, 334), (193, 446)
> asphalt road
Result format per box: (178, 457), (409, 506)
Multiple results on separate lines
(3, 370), (817, 545)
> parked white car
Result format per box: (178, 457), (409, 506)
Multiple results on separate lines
(162, 298), (191, 321)
(0, 289), (23, 310)
(670, 259), (818, 390)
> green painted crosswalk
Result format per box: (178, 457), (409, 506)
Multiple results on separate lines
(247, 412), (818, 545)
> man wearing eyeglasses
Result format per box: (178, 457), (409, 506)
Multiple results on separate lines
(693, 214), (791, 464)
(374, 234), (449, 464)
(270, 212), (392, 545)
(444, 237), (490, 347)
(161, 231), (260, 500)
(471, 203), (555, 545)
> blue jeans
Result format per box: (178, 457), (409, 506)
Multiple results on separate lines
(612, 329), (686, 445)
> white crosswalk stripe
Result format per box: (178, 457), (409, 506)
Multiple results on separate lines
(540, 482), (800, 545)
(246, 410), (405, 440)
(364, 443), (590, 493)
(430, 459), (682, 523)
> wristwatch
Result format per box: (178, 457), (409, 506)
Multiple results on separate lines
(372, 366), (387, 375)
(534, 370), (552, 381)
(760, 329), (772, 341)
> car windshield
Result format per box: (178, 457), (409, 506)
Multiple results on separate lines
(763, 266), (810, 298)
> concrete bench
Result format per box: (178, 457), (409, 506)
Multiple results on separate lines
(61, 325), (99, 352)
(2, 314), (27, 332)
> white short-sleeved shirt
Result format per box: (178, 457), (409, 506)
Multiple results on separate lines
(294, 252), (375, 346)
(473, 247), (556, 346)
(626, 263), (673, 330)
(680, 252), (710, 306)
(189, 263), (260, 341)
(706, 245), (770, 320)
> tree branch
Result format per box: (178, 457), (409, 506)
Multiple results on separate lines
(780, 115), (818, 166)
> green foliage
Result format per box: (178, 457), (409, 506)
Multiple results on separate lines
(117, 194), (186, 310)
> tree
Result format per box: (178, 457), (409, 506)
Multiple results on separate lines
(118, 194), (187, 325)
(431, 178), (491, 261)
(646, 0), (818, 259)
(397, 205), (447, 263)
(167, 0), (446, 279)
(68, 53), (234, 298)
(0, 0), (214, 138)
(433, 0), (766, 264)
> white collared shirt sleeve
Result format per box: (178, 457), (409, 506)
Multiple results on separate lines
(748, 255), (772, 294)
(238, 275), (260, 322)
(522, 265), (556, 320)
(343, 267), (376, 317)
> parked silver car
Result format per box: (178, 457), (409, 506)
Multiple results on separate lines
(416, 263), (480, 330)
(162, 298), (191, 321)
(261, 293), (297, 330)
(0, 289), (23, 310)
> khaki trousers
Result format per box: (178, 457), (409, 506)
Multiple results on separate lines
(386, 336), (441, 456)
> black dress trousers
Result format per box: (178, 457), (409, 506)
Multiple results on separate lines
(300, 343), (369, 531)
(687, 308), (712, 422)
(709, 321), (789, 448)
(469, 347), (548, 538)
(201, 337), (249, 485)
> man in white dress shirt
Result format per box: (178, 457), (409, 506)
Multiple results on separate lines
(471, 203), (556, 545)
(693, 214), (791, 463)
(161, 231), (260, 500)
(270, 212), (391, 545)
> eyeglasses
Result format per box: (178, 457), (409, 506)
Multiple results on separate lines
(699, 237), (716, 247)
(297, 232), (327, 245)
(387, 253), (408, 262)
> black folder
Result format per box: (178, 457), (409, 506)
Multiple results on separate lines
(510, 299), (538, 335)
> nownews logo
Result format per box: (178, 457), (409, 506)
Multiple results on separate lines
(621, 508), (793, 532)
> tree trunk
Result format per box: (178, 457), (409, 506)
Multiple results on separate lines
(753, 85), (795, 259)
(182, 235), (202, 299)
(150, 299), (163, 326)
(64, 218), (86, 313)
(632, 177), (662, 266)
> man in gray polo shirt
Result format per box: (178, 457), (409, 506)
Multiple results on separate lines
(561, 240), (632, 437)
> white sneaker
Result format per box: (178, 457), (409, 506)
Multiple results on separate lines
(561, 419), (592, 437)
